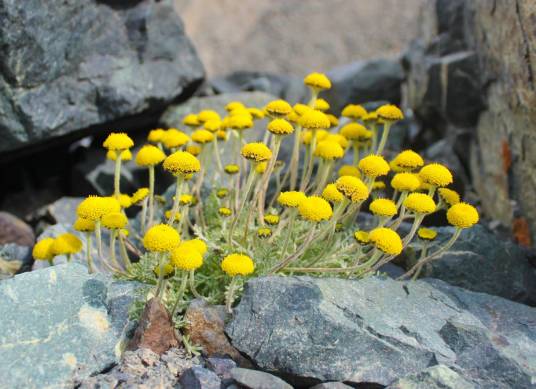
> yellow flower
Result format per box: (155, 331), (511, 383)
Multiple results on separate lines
(314, 140), (344, 160)
(77, 196), (121, 221)
(183, 114), (200, 127)
(217, 130), (227, 141)
(277, 191), (306, 208)
(224, 164), (240, 175)
(257, 227), (272, 238)
(103, 133), (134, 150)
(419, 163), (453, 187)
(403, 193), (436, 214)
(392, 150), (424, 170)
(148, 128), (165, 143)
(143, 224), (180, 252)
(265, 100), (293, 117)
(241, 142), (272, 162)
(369, 227), (403, 255)
(325, 134), (349, 149)
(221, 253), (255, 276)
(359, 155), (390, 178)
(32, 238), (56, 260)
(340, 123), (371, 140)
(131, 188), (149, 204)
(73, 218), (95, 232)
(164, 210), (181, 222)
(180, 238), (208, 256)
(370, 198), (397, 217)
(314, 98), (330, 111)
(298, 196), (333, 222)
(135, 145), (166, 166)
(162, 129), (190, 149)
(163, 151), (201, 176)
(171, 246), (203, 270)
(299, 110), (331, 130)
(372, 181), (386, 191)
(338, 165), (361, 178)
(228, 115), (253, 130)
(301, 129), (328, 145)
(376, 104), (404, 121)
(293, 103), (310, 116)
(354, 230), (370, 244)
(102, 212), (128, 230)
(391, 173), (421, 192)
(216, 188), (229, 198)
(153, 262), (175, 277)
(218, 207), (232, 217)
(322, 184), (344, 203)
(248, 107), (265, 119)
(204, 119), (221, 132)
(304, 72), (331, 90)
(198, 110), (221, 123)
(192, 129), (214, 144)
(335, 176), (369, 202)
(447, 203), (479, 228)
(363, 111), (378, 122)
(225, 101), (245, 112)
(118, 194), (132, 208)
(341, 104), (367, 119)
(186, 145), (201, 156)
(51, 233), (82, 256)
(418, 228), (437, 240)
(438, 188), (460, 206)
(107, 149), (132, 161)
(230, 108), (253, 119)
(178, 194), (193, 206)
(264, 214), (280, 225)
(267, 118), (294, 135)
(255, 162), (267, 174)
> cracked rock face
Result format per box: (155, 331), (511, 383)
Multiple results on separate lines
(0, 0), (204, 154)
(226, 276), (536, 388)
(0, 263), (140, 388)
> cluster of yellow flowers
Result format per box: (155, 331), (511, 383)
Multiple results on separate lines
(31, 71), (480, 313)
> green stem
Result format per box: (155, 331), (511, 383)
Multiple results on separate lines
(141, 197), (148, 233)
(228, 167), (257, 244)
(167, 176), (184, 225)
(403, 214), (425, 246)
(154, 252), (166, 299)
(171, 272), (189, 317)
(225, 277), (239, 314)
(189, 270), (204, 299)
(288, 125), (303, 190)
(109, 230), (121, 270)
(258, 137), (281, 224)
(376, 121), (392, 155)
(352, 142), (360, 165)
(280, 210), (297, 258)
(114, 155), (122, 198)
(86, 233), (94, 273)
(95, 220), (103, 259)
(148, 165), (155, 230)
(118, 233), (131, 268)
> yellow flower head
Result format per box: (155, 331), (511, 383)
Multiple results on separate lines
(257, 227), (272, 238)
(73, 218), (95, 232)
(299, 110), (331, 130)
(228, 115), (254, 130)
(131, 188), (149, 204)
(403, 193), (437, 214)
(164, 210), (180, 222)
(438, 188), (460, 206)
(325, 133), (349, 149)
(118, 194), (132, 209)
(186, 145), (202, 156)
(225, 101), (245, 112)
(218, 207), (232, 217)
(314, 98), (330, 112)
(183, 114), (200, 127)
(241, 142), (272, 163)
(216, 130), (227, 141)
(370, 198), (397, 217)
(447, 203), (479, 229)
(363, 111), (378, 122)
(277, 191), (306, 208)
(335, 176), (369, 202)
(372, 181), (386, 191)
(143, 224), (180, 252)
(148, 129), (165, 143)
(322, 184), (344, 203)
(393, 150), (424, 170)
(197, 110), (221, 123)
(326, 114), (339, 127)
(135, 145), (166, 166)
(77, 196), (121, 221)
(107, 149), (132, 161)
(418, 227), (437, 241)
(391, 173), (421, 192)
(171, 246), (203, 270)
(267, 118), (294, 135)
(354, 230), (370, 244)
(301, 129), (328, 145)
(255, 162), (266, 174)
(216, 188), (229, 198)
(204, 119), (221, 133)
(192, 129), (214, 144)
(341, 104), (367, 119)
(153, 262), (175, 278)
(229, 108), (252, 119)
(181, 238), (208, 256)
(163, 151), (201, 176)
(369, 227), (403, 255)
(298, 196), (333, 222)
(264, 214), (280, 225)
(304, 72), (332, 90)
(376, 104), (404, 121)
(359, 155), (390, 178)
(32, 238), (56, 260)
(419, 163), (453, 187)
(314, 140), (344, 160)
(224, 164), (240, 175)
(340, 123), (371, 141)
(248, 107), (265, 119)
(338, 165), (361, 178)
(102, 212), (128, 230)
(162, 129), (190, 149)
(103, 133), (134, 151)
(265, 100), (293, 117)
(221, 253), (255, 276)
(51, 233), (82, 256)
(293, 103), (310, 116)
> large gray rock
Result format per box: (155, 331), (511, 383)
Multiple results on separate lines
(0, 263), (140, 388)
(226, 276), (536, 388)
(387, 365), (475, 389)
(0, 0), (204, 155)
(0, 243), (32, 278)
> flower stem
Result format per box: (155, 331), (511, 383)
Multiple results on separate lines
(148, 165), (155, 230)
(228, 167), (256, 244)
(95, 220), (103, 259)
(171, 272), (189, 317)
(114, 155), (122, 198)
(258, 136), (282, 224)
(376, 121), (392, 155)
(225, 277), (239, 314)
(168, 176), (184, 225)
(86, 233), (94, 273)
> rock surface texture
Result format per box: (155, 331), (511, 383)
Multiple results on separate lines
(226, 276), (536, 388)
(0, 263), (139, 389)
(0, 0), (204, 155)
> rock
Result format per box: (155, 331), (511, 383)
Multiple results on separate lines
(309, 383), (354, 389)
(45, 197), (84, 225)
(386, 364), (475, 389)
(0, 263), (140, 388)
(0, 211), (34, 246)
(206, 356), (237, 380)
(127, 297), (179, 355)
(226, 276), (536, 388)
(185, 298), (250, 365)
(230, 368), (293, 389)
(0, 0), (204, 155)
(0, 243), (32, 278)
(179, 366), (222, 389)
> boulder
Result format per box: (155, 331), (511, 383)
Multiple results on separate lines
(0, 211), (34, 246)
(226, 276), (536, 388)
(0, 0), (204, 155)
(0, 243), (32, 278)
(45, 197), (84, 225)
(230, 367), (293, 389)
(0, 263), (140, 388)
(386, 365), (475, 389)
(179, 366), (222, 389)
